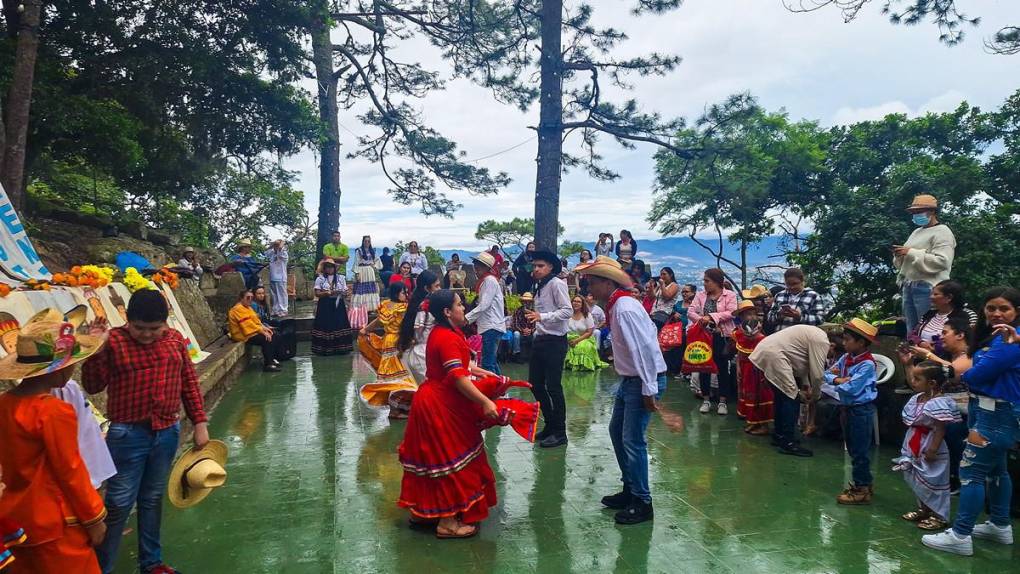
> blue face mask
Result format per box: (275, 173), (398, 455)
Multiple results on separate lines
(912, 213), (930, 227)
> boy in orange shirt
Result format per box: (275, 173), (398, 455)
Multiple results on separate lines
(0, 308), (108, 573)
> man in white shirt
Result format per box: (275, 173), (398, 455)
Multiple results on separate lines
(523, 250), (573, 448)
(465, 251), (505, 375)
(577, 256), (667, 525)
(893, 194), (956, 333)
(264, 239), (289, 317)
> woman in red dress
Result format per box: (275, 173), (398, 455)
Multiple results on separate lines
(398, 290), (538, 539)
(733, 301), (773, 435)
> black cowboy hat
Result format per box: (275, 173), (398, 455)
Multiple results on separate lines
(529, 250), (562, 276)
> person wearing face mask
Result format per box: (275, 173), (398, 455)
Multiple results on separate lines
(894, 194), (957, 335)
(733, 301), (772, 436)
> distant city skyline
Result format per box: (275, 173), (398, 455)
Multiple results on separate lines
(283, 0), (1020, 249)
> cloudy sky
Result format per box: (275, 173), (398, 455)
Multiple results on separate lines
(283, 0), (1020, 250)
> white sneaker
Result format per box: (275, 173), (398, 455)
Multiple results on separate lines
(922, 529), (973, 556)
(717, 402), (728, 416)
(699, 400), (712, 414)
(972, 521), (1013, 544)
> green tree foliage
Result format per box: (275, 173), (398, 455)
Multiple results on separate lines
(557, 241), (585, 258)
(792, 94), (1020, 316)
(787, 1), (1018, 54)
(1, 1), (318, 247)
(648, 94), (827, 289)
(474, 217), (565, 256)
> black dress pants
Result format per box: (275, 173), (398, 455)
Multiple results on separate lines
(248, 333), (277, 366)
(529, 334), (569, 434)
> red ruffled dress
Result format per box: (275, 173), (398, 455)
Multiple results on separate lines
(397, 325), (538, 523)
(733, 330), (774, 425)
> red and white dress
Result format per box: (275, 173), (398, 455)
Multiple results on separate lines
(397, 325), (538, 522)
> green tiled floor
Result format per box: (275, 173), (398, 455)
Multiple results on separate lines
(113, 348), (1016, 573)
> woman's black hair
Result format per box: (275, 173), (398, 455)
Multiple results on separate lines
(388, 282), (406, 302)
(969, 286), (1020, 355)
(127, 289), (169, 323)
(943, 315), (971, 341)
(382, 247), (390, 254)
(359, 235), (375, 259)
(398, 270), (439, 352)
(934, 280), (965, 311)
(428, 289), (459, 329)
(914, 360), (955, 393)
(251, 286), (270, 311)
(660, 267), (676, 284)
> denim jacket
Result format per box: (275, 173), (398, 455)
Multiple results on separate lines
(825, 352), (878, 406)
(962, 334), (1020, 403)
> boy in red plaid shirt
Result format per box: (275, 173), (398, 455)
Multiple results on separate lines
(82, 290), (209, 574)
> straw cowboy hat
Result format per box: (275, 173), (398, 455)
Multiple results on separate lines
(471, 251), (496, 270)
(906, 194), (938, 212)
(844, 318), (878, 343)
(236, 238), (253, 248)
(574, 256), (633, 288)
(0, 307), (104, 380)
(520, 292), (534, 302)
(741, 284), (769, 300)
(529, 250), (563, 276)
(168, 440), (228, 508)
(315, 257), (337, 275)
(736, 299), (757, 315)
(182, 246), (195, 254)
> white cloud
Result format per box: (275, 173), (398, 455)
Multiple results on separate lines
(282, 0), (1020, 249)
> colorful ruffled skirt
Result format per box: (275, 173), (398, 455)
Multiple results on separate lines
(564, 332), (609, 371)
(358, 333), (418, 415)
(398, 376), (538, 521)
(351, 264), (380, 312)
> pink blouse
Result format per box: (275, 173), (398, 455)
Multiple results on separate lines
(686, 289), (738, 336)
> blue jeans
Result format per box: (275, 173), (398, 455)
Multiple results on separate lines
(480, 329), (502, 375)
(844, 402), (875, 487)
(609, 375), (666, 503)
(953, 398), (1018, 537)
(97, 422), (181, 573)
(902, 280), (933, 335)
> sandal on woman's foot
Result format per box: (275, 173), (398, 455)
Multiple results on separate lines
(802, 424), (818, 437)
(436, 524), (479, 539)
(901, 509), (929, 522)
(917, 517), (948, 531)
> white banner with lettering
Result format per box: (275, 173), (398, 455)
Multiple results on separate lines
(0, 182), (51, 281)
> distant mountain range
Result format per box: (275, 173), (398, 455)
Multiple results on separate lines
(435, 235), (790, 286)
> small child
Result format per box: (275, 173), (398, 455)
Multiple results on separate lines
(894, 361), (962, 531)
(826, 318), (879, 505)
(733, 301), (771, 435)
(0, 310), (108, 573)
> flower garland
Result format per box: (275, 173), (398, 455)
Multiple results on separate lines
(123, 267), (156, 293)
(51, 265), (115, 288)
(151, 266), (180, 289)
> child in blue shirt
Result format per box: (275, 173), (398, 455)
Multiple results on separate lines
(826, 318), (879, 505)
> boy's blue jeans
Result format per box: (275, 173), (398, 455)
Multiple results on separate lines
(844, 402), (875, 487)
(953, 398), (1018, 537)
(480, 329), (502, 375)
(609, 375), (666, 504)
(97, 422), (180, 574)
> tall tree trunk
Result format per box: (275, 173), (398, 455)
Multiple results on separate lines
(533, 0), (563, 252)
(1, 0), (41, 211)
(310, 7), (341, 260)
(740, 238), (748, 290)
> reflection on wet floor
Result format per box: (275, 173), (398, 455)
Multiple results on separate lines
(113, 347), (1016, 573)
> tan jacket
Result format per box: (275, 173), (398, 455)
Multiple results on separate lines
(749, 325), (831, 400)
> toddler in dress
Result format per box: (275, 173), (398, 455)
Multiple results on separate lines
(894, 361), (962, 531)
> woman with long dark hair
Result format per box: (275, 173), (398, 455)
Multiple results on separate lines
(397, 290), (539, 538)
(650, 267), (679, 331)
(923, 287), (1020, 555)
(311, 259), (354, 355)
(352, 235), (381, 312)
(687, 268), (738, 415)
(358, 283), (418, 419)
(616, 230), (637, 265)
(398, 270), (441, 383)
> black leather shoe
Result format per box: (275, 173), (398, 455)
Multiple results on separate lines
(535, 427), (550, 442)
(263, 364), (281, 373)
(601, 490), (633, 510)
(777, 443), (813, 457)
(538, 433), (567, 448)
(615, 500), (654, 525)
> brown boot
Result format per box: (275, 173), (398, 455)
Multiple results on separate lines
(836, 484), (873, 505)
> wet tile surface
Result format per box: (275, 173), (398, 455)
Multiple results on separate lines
(113, 348), (1016, 572)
